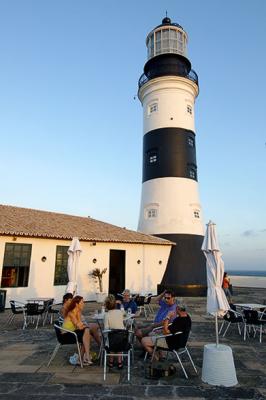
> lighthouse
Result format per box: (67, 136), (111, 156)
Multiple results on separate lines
(137, 17), (206, 296)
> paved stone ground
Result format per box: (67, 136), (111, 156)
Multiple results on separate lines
(0, 287), (265, 399)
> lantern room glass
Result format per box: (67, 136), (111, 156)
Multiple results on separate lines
(147, 27), (187, 60)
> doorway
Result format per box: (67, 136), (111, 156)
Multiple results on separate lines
(108, 250), (125, 295)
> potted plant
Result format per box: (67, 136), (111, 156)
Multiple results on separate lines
(89, 267), (107, 303)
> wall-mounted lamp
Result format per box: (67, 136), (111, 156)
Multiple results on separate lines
(158, 260), (162, 265)
(92, 258), (97, 264)
(41, 256), (47, 262)
(12, 237), (17, 241)
(90, 242), (96, 246)
(137, 259), (141, 264)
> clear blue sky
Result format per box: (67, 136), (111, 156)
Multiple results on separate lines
(0, 1), (265, 271)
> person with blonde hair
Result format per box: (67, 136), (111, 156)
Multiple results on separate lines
(104, 294), (124, 369)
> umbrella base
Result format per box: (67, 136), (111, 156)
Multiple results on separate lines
(201, 343), (238, 387)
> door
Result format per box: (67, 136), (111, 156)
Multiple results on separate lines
(108, 250), (125, 295)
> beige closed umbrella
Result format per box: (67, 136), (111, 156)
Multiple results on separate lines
(201, 221), (237, 387)
(66, 237), (82, 295)
(201, 220), (230, 345)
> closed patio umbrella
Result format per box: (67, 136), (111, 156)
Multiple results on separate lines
(66, 237), (82, 295)
(201, 221), (237, 387)
(201, 221), (230, 346)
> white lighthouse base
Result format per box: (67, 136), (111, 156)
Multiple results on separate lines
(201, 344), (238, 387)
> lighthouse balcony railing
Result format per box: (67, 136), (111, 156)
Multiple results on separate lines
(138, 69), (198, 89)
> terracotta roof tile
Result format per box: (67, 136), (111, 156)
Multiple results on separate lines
(0, 204), (174, 246)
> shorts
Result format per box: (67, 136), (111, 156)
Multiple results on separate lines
(61, 327), (89, 344)
(150, 335), (168, 349)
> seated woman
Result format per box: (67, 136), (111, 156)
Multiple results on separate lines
(104, 294), (125, 369)
(61, 293), (101, 346)
(141, 304), (191, 359)
(62, 295), (92, 365)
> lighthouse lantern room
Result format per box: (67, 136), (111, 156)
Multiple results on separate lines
(137, 17), (207, 296)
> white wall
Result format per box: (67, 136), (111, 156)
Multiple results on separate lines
(139, 76), (199, 134)
(0, 236), (172, 307)
(138, 177), (204, 235)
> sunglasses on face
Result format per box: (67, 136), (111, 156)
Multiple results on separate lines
(164, 296), (171, 300)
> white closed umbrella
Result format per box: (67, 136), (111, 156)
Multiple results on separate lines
(201, 221), (230, 346)
(66, 237), (82, 295)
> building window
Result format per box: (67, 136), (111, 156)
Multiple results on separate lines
(187, 105), (192, 114)
(189, 169), (196, 179)
(147, 209), (157, 218)
(194, 210), (200, 219)
(148, 102), (158, 115)
(149, 154), (157, 163)
(187, 164), (197, 180)
(1, 243), (32, 287)
(146, 149), (158, 165)
(187, 137), (194, 147)
(54, 246), (68, 286)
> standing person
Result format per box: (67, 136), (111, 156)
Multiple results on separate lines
(116, 289), (138, 314)
(104, 294), (125, 369)
(222, 272), (232, 303)
(141, 304), (191, 358)
(135, 290), (177, 340)
(62, 295), (93, 365)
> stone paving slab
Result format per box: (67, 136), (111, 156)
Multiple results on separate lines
(0, 287), (265, 399)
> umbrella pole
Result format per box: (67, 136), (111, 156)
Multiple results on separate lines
(215, 313), (219, 347)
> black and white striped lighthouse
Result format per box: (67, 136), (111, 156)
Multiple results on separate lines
(137, 17), (207, 296)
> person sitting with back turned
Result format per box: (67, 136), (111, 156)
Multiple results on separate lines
(116, 289), (138, 314)
(104, 294), (125, 369)
(141, 303), (192, 359)
(135, 289), (177, 340)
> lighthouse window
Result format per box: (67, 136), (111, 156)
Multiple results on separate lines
(149, 154), (157, 163)
(148, 103), (158, 114)
(189, 169), (196, 180)
(169, 29), (178, 51)
(155, 31), (161, 54)
(194, 210), (200, 219)
(162, 29), (170, 52)
(187, 105), (192, 114)
(150, 35), (154, 57)
(147, 149), (158, 165)
(147, 209), (157, 218)
(187, 137), (194, 147)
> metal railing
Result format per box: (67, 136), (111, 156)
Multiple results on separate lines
(138, 68), (198, 89)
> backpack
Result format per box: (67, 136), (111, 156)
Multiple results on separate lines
(145, 361), (177, 380)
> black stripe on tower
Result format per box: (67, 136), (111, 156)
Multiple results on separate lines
(155, 233), (207, 297)
(143, 127), (197, 183)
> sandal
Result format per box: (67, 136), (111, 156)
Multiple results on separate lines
(83, 356), (93, 366)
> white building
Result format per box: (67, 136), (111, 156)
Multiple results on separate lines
(0, 204), (173, 306)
